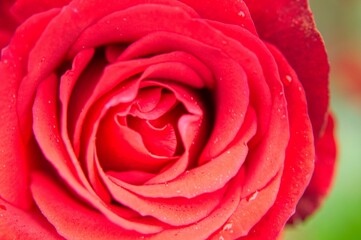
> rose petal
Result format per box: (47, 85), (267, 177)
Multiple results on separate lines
(240, 43), (316, 239)
(148, 171), (244, 240)
(0, 61), (32, 208)
(70, 51), (209, 155)
(112, 109), (256, 198)
(98, 158), (227, 226)
(199, 20), (290, 195)
(16, 0), (199, 135)
(107, 170), (156, 185)
(0, 0), (18, 49)
(140, 81), (210, 183)
(179, 0), (257, 35)
(119, 33), (251, 160)
(32, 74), (163, 234)
(31, 172), (144, 240)
(211, 169), (282, 239)
(244, 0), (330, 138)
(290, 114), (337, 222)
(0, 9), (59, 208)
(11, 0), (71, 21)
(0, 197), (61, 239)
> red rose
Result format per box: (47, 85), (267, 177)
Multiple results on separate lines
(0, 0), (336, 239)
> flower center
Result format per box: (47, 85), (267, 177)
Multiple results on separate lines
(95, 86), (187, 173)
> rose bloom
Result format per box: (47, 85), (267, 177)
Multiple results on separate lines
(0, 0), (336, 239)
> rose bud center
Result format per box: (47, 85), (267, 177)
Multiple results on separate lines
(96, 86), (189, 174)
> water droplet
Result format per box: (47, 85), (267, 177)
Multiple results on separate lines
(283, 75), (292, 86)
(247, 191), (258, 202)
(219, 236), (225, 240)
(123, 17), (127, 21)
(72, 7), (79, 13)
(298, 86), (302, 91)
(221, 40), (227, 45)
(106, 20), (111, 24)
(48, 100), (52, 104)
(223, 223), (233, 231)
(238, 11), (245, 17)
(3, 59), (8, 64)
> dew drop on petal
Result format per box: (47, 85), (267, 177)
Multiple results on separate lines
(283, 75), (293, 86)
(223, 223), (233, 231)
(238, 11), (245, 17)
(247, 191), (259, 202)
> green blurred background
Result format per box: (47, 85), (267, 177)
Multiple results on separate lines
(285, 0), (361, 239)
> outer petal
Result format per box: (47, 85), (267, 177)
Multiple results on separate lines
(31, 173), (142, 240)
(0, 8), (60, 209)
(244, 0), (330, 138)
(239, 42), (316, 240)
(10, 0), (71, 21)
(0, 197), (61, 240)
(179, 0), (257, 35)
(0, 0), (18, 49)
(290, 115), (337, 222)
